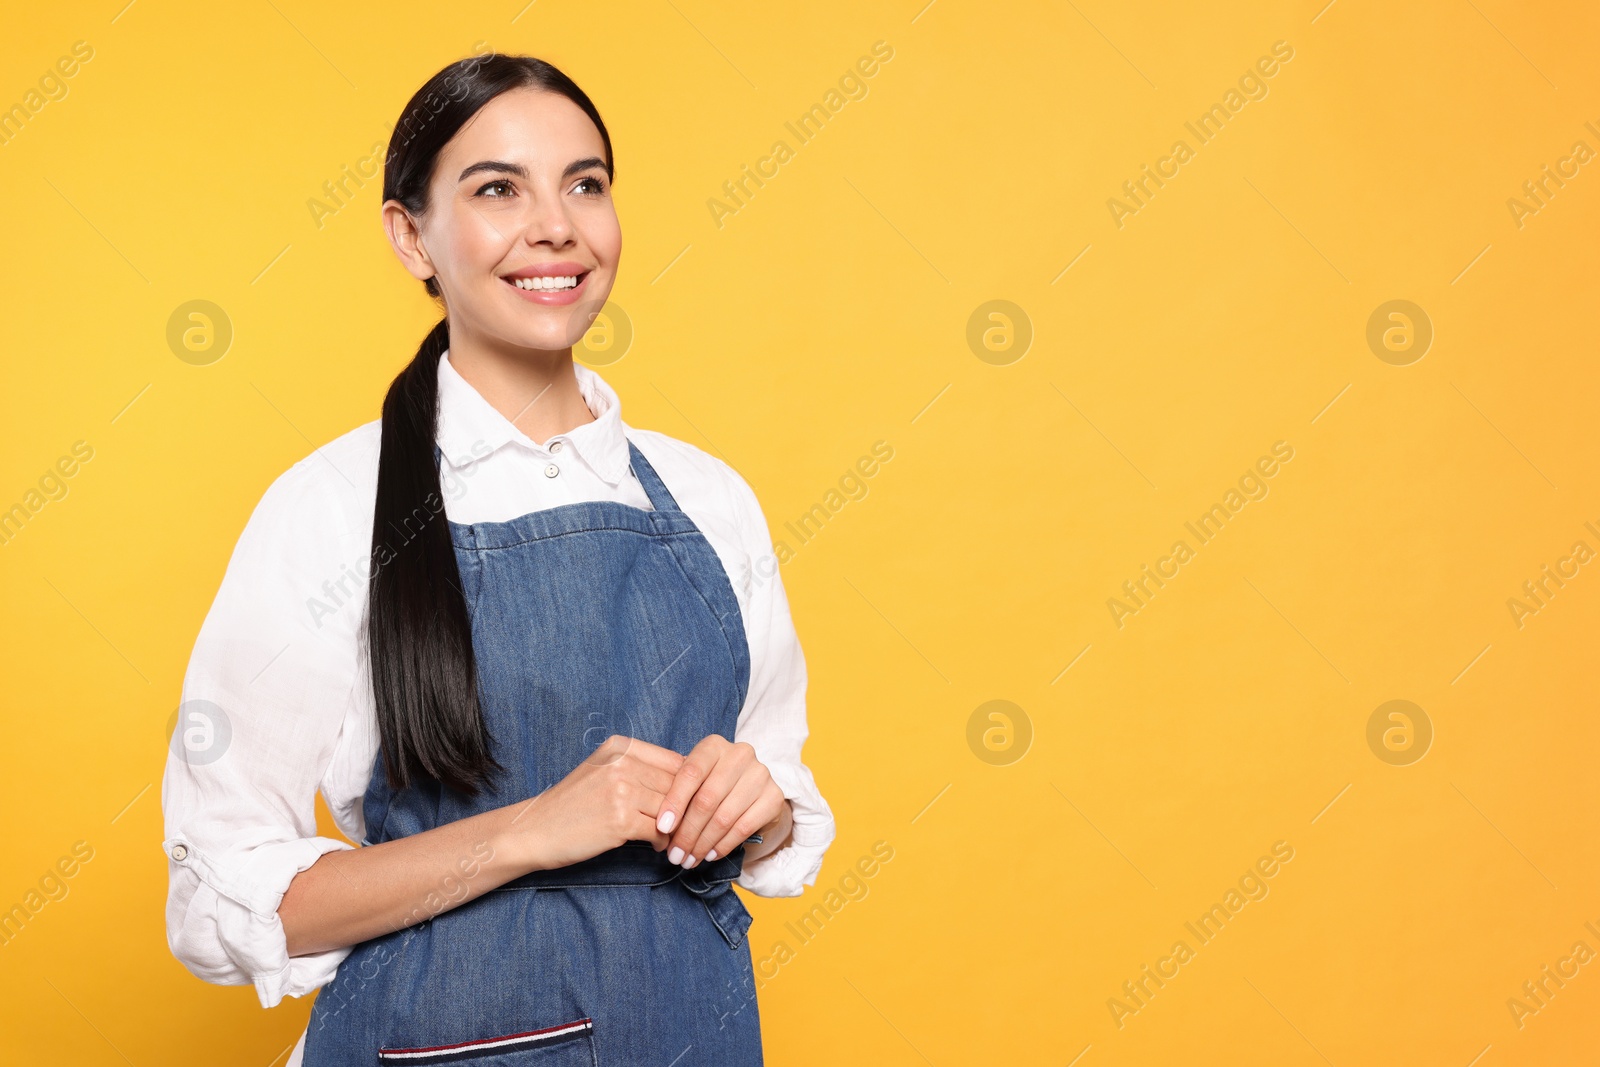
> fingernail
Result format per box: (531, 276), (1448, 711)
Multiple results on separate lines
(684, 855), (698, 869)
(669, 846), (684, 865)
(658, 811), (676, 833)
(706, 849), (718, 861)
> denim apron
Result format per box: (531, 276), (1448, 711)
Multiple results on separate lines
(302, 437), (764, 1066)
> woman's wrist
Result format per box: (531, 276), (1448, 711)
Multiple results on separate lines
(742, 799), (793, 864)
(488, 796), (552, 874)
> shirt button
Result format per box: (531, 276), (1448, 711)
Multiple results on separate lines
(544, 464), (560, 478)
(170, 844), (189, 862)
(550, 440), (565, 454)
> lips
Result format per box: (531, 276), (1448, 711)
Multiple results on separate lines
(503, 270), (588, 293)
(500, 260), (592, 281)
(500, 269), (593, 306)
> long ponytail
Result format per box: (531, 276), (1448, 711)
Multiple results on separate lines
(366, 52), (615, 795)
(368, 317), (501, 794)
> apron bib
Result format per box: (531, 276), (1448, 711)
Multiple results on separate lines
(302, 437), (763, 1065)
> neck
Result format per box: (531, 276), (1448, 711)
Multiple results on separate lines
(446, 327), (596, 446)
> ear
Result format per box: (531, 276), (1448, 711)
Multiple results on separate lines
(383, 199), (436, 284)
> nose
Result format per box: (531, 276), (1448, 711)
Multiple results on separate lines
(516, 182), (577, 249)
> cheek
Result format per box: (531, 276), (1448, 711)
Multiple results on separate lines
(580, 211), (623, 268)
(432, 203), (512, 278)
(456, 211), (516, 268)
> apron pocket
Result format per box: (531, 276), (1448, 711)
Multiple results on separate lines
(379, 1017), (597, 1065)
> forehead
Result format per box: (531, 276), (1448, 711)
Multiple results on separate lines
(436, 87), (606, 176)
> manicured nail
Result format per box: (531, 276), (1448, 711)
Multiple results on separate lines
(658, 810), (676, 833)
(706, 849), (718, 861)
(669, 846), (684, 865)
(684, 855), (698, 869)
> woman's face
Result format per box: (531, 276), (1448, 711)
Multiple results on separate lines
(395, 87), (620, 353)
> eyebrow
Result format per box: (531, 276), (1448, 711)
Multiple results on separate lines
(457, 157), (608, 183)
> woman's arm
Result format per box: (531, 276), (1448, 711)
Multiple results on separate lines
(282, 740), (793, 957)
(162, 456), (386, 1006)
(279, 800), (536, 957)
(280, 732), (687, 957)
(661, 464), (835, 894)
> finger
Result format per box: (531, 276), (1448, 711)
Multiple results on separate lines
(622, 780), (675, 849)
(668, 749), (746, 865)
(618, 752), (682, 850)
(627, 758), (680, 800)
(654, 735), (726, 836)
(590, 733), (686, 773)
(686, 774), (773, 867)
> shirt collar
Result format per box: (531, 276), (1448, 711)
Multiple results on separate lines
(434, 348), (631, 485)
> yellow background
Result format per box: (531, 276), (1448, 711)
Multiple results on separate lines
(3, 1), (1598, 1063)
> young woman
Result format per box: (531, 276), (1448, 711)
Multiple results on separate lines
(160, 52), (834, 1066)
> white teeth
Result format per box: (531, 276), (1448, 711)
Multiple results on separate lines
(511, 275), (579, 291)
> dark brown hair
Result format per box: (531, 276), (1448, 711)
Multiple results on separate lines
(368, 53), (614, 795)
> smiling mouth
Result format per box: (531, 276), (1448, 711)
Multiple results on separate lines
(503, 271), (589, 292)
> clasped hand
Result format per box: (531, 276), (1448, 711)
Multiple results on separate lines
(523, 733), (786, 873)
(652, 733), (787, 869)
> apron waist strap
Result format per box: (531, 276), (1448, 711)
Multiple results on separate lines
(491, 840), (755, 948)
(494, 839), (739, 889)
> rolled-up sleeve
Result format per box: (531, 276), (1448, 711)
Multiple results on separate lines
(724, 472), (836, 898)
(161, 457), (366, 1008)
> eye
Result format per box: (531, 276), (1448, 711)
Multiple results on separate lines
(574, 175), (608, 197)
(475, 178), (515, 198)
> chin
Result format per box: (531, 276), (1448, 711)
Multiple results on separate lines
(506, 325), (592, 353)
(499, 296), (612, 350)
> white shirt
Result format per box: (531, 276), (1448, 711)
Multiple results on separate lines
(159, 348), (836, 1019)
